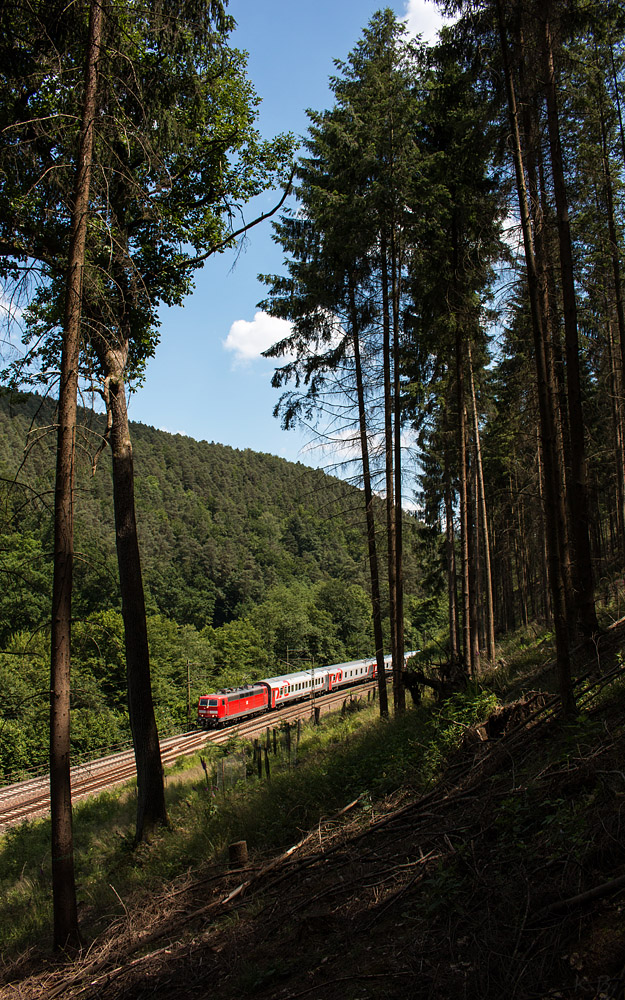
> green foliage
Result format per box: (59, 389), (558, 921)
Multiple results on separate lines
(0, 531), (52, 646)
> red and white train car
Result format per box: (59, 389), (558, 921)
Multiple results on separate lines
(196, 652), (412, 729)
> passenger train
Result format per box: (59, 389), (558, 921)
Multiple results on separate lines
(197, 652), (413, 729)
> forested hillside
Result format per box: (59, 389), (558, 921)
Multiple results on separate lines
(0, 390), (429, 780)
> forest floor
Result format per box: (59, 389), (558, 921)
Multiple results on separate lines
(3, 624), (625, 999)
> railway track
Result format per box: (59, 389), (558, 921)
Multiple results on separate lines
(0, 683), (376, 831)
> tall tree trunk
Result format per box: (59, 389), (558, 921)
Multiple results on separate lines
(381, 237), (398, 707)
(526, 88), (576, 630)
(349, 283), (389, 717)
(607, 313), (625, 563)
(455, 322), (472, 674)
(608, 33), (625, 169)
(598, 102), (625, 550)
(598, 93), (625, 390)
(466, 418), (480, 672)
(101, 343), (168, 841)
(50, 0), (103, 951)
(443, 413), (461, 673)
(496, 0), (575, 714)
(513, 471), (530, 627)
(468, 344), (496, 664)
(391, 227), (405, 712)
(535, 428), (553, 621)
(540, 2), (598, 635)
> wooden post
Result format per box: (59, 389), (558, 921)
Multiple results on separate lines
(264, 746), (271, 780)
(229, 840), (248, 869)
(314, 706), (320, 726)
(186, 659), (191, 726)
(273, 728), (277, 755)
(200, 756), (209, 790)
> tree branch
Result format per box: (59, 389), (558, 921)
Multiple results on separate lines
(175, 168), (295, 270)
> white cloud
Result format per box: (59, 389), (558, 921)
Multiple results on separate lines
(223, 310), (293, 365)
(500, 212), (524, 257)
(402, 0), (454, 44)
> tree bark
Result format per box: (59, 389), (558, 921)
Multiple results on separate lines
(102, 344), (168, 841)
(468, 344), (495, 664)
(391, 225), (405, 713)
(443, 413), (461, 672)
(381, 236), (399, 708)
(540, 2), (598, 635)
(349, 284), (389, 718)
(521, 77), (576, 631)
(50, 0), (103, 952)
(455, 321), (473, 673)
(496, 0), (575, 714)
(598, 101), (625, 557)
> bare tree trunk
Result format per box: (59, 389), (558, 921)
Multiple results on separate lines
(381, 238), (399, 708)
(443, 419), (461, 672)
(349, 283), (389, 717)
(513, 472), (529, 628)
(524, 86), (576, 630)
(608, 33), (625, 170)
(50, 0), (103, 952)
(455, 322), (472, 673)
(598, 104), (625, 561)
(468, 344), (495, 664)
(101, 343), (168, 841)
(535, 429), (553, 620)
(607, 315), (625, 562)
(466, 420), (480, 672)
(496, 0), (575, 714)
(391, 229), (405, 713)
(599, 104), (625, 399)
(540, 2), (598, 635)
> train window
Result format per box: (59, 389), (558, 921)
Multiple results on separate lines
(208, 699), (218, 707)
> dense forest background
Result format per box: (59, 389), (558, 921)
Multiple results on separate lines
(0, 390), (431, 781)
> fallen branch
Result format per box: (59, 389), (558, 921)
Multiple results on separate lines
(534, 872), (625, 920)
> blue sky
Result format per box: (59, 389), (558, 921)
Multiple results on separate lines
(129, 0), (450, 467)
